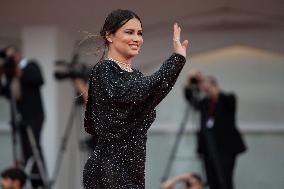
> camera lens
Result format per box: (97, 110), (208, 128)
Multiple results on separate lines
(190, 77), (198, 84)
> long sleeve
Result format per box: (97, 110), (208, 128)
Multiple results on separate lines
(145, 54), (187, 109)
(97, 53), (186, 106)
(84, 67), (97, 135)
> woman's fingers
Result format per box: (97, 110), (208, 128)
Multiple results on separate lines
(173, 23), (180, 43)
(182, 40), (189, 49)
(173, 22), (188, 58)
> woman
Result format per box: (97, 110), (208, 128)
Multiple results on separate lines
(83, 9), (188, 189)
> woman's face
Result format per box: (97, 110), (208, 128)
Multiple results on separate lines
(108, 18), (143, 59)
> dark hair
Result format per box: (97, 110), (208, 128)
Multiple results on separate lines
(1, 167), (27, 187)
(191, 173), (203, 184)
(99, 9), (142, 59)
(100, 9), (142, 45)
(185, 173), (203, 187)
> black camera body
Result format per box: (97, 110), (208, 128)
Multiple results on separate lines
(189, 77), (201, 95)
(54, 54), (90, 81)
(190, 77), (199, 85)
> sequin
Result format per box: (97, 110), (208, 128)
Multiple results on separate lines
(83, 53), (186, 189)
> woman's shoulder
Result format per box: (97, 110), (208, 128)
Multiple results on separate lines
(95, 59), (111, 68)
(93, 59), (116, 73)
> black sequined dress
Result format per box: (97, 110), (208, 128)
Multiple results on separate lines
(83, 53), (186, 189)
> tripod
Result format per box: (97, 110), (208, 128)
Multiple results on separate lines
(161, 103), (215, 189)
(50, 96), (87, 188)
(6, 78), (50, 189)
(161, 105), (202, 182)
(161, 103), (228, 189)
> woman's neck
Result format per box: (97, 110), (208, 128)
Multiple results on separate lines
(107, 51), (132, 65)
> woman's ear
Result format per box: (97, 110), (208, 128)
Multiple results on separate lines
(105, 32), (113, 43)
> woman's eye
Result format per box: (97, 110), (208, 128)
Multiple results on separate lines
(138, 32), (143, 36)
(126, 31), (133, 34)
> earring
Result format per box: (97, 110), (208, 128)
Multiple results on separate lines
(108, 39), (112, 43)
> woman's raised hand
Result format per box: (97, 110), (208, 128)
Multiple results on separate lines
(173, 23), (188, 58)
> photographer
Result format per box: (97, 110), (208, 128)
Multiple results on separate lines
(1, 167), (27, 189)
(161, 172), (204, 189)
(184, 69), (246, 189)
(0, 45), (45, 189)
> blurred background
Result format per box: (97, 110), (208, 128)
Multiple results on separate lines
(0, 0), (284, 189)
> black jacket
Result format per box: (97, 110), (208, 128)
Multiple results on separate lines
(185, 88), (246, 156)
(0, 60), (44, 124)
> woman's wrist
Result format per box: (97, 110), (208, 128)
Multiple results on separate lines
(172, 53), (186, 63)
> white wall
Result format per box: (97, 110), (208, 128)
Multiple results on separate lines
(22, 27), (59, 181)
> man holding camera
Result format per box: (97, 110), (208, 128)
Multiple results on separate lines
(184, 69), (246, 189)
(0, 46), (45, 189)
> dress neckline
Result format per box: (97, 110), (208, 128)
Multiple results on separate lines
(105, 59), (137, 74)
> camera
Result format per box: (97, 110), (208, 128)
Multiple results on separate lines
(54, 54), (90, 81)
(0, 48), (17, 82)
(189, 76), (200, 95)
(190, 77), (199, 85)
